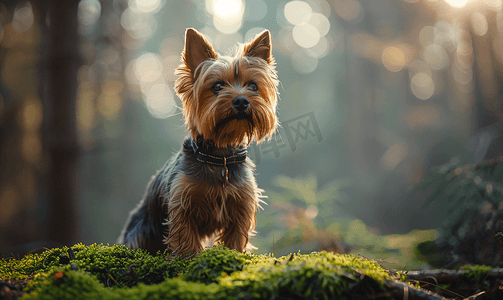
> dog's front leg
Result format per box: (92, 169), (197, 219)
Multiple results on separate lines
(165, 216), (203, 256)
(165, 176), (204, 256)
(218, 222), (249, 252)
(218, 198), (257, 252)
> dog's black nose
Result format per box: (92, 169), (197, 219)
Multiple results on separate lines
(232, 96), (249, 112)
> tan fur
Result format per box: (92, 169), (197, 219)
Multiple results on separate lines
(164, 174), (263, 254)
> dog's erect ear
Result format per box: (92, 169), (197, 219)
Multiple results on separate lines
(182, 28), (218, 72)
(243, 30), (273, 65)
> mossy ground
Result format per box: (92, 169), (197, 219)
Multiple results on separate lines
(0, 243), (404, 299)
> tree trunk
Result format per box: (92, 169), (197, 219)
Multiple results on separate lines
(41, 0), (81, 246)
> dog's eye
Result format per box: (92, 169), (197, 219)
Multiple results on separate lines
(212, 82), (224, 93)
(248, 82), (258, 92)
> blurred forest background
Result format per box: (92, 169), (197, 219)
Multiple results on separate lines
(1, 0), (503, 268)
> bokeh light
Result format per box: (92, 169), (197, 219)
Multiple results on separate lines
(305, 205), (319, 219)
(456, 36), (474, 68)
(128, 52), (178, 119)
(408, 61), (432, 80)
(212, 0), (244, 20)
(162, 55), (180, 82)
(121, 8), (157, 40)
(419, 26), (435, 47)
(207, 0), (245, 34)
(333, 0), (363, 22)
(284, 1), (312, 25)
(134, 53), (163, 84)
(307, 36), (330, 58)
(380, 143), (409, 170)
(143, 84), (177, 119)
(22, 96), (43, 132)
(423, 44), (449, 70)
(452, 59), (473, 85)
(78, 0), (101, 27)
(305, 0), (332, 16)
(471, 12), (488, 36)
(433, 21), (458, 53)
(445, 0), (470, 7)
(213, 17), (243, 34)
(128, 0), (164, 14)
(309, 13), (330, 37)
(12, 2), (34, 33)
(283, 0), (332, 52)
(411, 73), (435, 100)
(293, 23), (320, 48)
(98, 80), (124, 120)
(382, 46), (406, 72)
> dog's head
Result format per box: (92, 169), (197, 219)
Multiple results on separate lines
(174, 28), (279, 148)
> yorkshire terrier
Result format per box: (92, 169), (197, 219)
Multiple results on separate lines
(117, 28), (279, 256)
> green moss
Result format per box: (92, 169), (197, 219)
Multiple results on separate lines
(0, 244), (84, 280)
(1, 243), (404, 299)
(1, 243), (189, 287)
(460, 264), (494, 285)
(183, 245), (246, 284)
(21, 265), (219, 300)
(116, 279), (219, 300)
(68, 243), (187, 287)
(22, 265), (111, 300)
(218, 251), (393, 299)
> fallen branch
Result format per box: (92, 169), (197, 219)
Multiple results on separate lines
(383, 280), (451, 300)
(406, 269), (503, 283)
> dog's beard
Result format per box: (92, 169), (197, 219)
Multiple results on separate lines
(215, 112), (253, 129)
(211, 112), (255, 147)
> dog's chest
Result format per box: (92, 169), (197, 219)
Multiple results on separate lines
(168, 173), (243, 228)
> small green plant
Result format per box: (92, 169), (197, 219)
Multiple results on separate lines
(412, 156), (503, 266)
(256, 174), (350, 255)
(460, 264), (493, 286)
